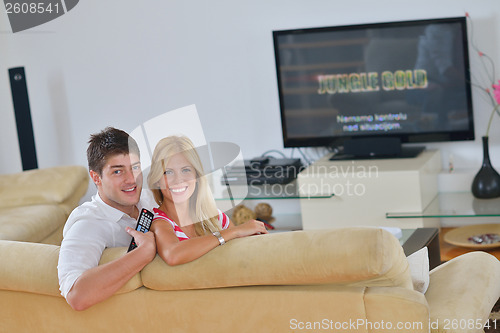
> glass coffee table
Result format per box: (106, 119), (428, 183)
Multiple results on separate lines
(388, 192), (500, 263)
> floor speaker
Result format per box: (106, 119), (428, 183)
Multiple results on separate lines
(8, 67), (38, 170)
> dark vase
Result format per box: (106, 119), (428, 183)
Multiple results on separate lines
(471, 136), (500, 199)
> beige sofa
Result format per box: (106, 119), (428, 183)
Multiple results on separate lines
(1, 227), (499, 332)
(0, 166), (89, 244)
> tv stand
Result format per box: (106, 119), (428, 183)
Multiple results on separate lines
(298, 149), (442, 229)
(330, 145), (425, 161)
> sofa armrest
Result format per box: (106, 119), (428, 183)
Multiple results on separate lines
(426, 251), (500, 333)
(0, 166), (88, 210)
(141, 227), (413, 291)
(0, 241), (142, 297)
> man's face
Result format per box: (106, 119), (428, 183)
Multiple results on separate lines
(90, 153), (142, 214)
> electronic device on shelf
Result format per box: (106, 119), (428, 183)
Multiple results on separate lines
(272, 16), (475, 159)
(222, 157), (304, 185)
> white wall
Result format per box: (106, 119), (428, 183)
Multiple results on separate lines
(1, 0), (499, 180)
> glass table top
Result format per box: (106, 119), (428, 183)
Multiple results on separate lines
(386, 192), (500, 219)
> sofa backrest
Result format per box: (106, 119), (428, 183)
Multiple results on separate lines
(141, 227), (413, 291)
(0, 240), (141, 297)
(0, 227), (412, 298)
(0, 165), (89, 213)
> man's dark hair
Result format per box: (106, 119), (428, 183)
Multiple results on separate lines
(87, 127), (140, 175)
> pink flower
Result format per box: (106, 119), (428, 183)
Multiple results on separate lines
(468, 13), (499, 136)
(493, 80), (500, 105)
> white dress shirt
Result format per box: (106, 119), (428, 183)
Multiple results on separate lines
(57, 189), (156, 298)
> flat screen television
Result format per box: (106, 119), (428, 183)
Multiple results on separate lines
(273, 16), (475, 158)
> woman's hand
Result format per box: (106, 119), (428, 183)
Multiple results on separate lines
(230, 219), (269, 238)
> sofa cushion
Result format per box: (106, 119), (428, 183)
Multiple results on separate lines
(0, 240), (62, 296)
(0, 204), (67, 242)
(0, 241), (143, 297)
(406, 246), (429, 293)
(426, 251), (500, 332)
(0, 166), (89, 210)
(141, 227), (413, 291)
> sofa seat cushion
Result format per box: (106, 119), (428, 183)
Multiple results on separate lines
(0, 166), (88, 211)
(141, 227), (413, 291)
(0, 205), (67, 242)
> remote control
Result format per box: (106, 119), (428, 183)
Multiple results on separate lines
(127, 208), (154, 252)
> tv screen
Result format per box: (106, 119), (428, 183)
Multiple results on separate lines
(273, 17), (475, 151)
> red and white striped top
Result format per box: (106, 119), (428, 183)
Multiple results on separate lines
(152, 208), (230, 241)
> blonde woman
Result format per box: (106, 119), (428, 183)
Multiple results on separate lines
(148, 136), (268, 266)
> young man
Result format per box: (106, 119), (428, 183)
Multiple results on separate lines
(58, 127), (157, 311)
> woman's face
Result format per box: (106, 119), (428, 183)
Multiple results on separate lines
(159, 152), (197, 205)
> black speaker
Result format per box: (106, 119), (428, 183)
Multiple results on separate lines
(343, 137), (402, 158)
(9, 67), (38, 171)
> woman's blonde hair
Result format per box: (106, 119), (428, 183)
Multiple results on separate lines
(148, 136), (221, 236)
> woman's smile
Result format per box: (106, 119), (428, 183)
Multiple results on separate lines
(170, 186), (188, 194)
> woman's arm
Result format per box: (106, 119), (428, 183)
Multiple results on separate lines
(152, 219), (267, 266)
